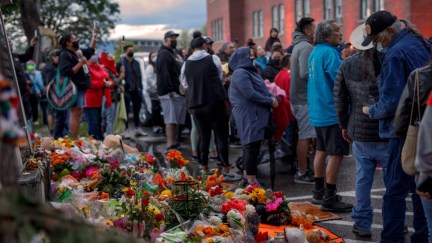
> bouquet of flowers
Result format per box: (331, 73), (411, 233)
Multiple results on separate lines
(166, 150), (189, 168)
(260, 191), (292, 226)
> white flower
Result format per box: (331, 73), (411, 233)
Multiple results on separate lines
(245, 205), (256, 215)
(234, 189), (243, 195)
(209, 216), (222, 226)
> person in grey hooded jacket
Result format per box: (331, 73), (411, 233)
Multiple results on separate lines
(228, 47), (278, 187)
(289, 17), (316, 184)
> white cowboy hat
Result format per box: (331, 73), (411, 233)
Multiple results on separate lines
(350, 24), (374, 50)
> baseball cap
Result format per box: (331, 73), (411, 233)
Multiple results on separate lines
(164, 30), (179, 39)
(361, 11), (397, 46)
(350, 24), (373, 50)
(203, 36), (214, 45)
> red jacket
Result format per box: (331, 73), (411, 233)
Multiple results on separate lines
(273, 69), (293, 142)
(85, 63), (113, 108)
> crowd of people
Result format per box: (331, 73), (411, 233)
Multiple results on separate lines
(10, 9), (432, 242)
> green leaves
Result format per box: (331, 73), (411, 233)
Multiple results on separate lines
(2, 0), (120, 44)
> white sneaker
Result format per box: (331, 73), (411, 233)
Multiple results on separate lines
(135, 128), (148, 137)
(222, 172), (242, 182)
(122, 130), (131, 139)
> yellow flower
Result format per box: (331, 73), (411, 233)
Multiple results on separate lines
(130, 181), (137, 186)
(161, 190), (172, 198)
(122, 187), (130, 192)
(224, 191), (234, 200)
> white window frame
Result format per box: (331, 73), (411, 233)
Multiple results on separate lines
(335, 0), (342, 23)
(375, 0), (385, 11)
(360, 0), (370, 20)
(304, 0), (310, 17)
(279, 5), (285, 34)
(212, 18), (224, 42)
(324, 0), (332, 20)
(295, 0), (303, 22)
(258, 10), (264, 37)
(272, 6), (279, 30)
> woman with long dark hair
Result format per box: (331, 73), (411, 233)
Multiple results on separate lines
(265, 28), (281, 53)
(54, 29), (98, 139)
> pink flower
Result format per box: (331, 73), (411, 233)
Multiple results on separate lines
(84, 166), (99, 178)
(265, 197), (283, 212)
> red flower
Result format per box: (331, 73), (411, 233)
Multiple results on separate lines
(209, 186), (224, 197)
(147, 154), (154, 163)
(155, 213), (164, 221)
(70, 171), (82, 180)
(177, 194), (185, 200)
(110, 161), (120, 170)
(247, 184), (258, 193)
(255, 231), (269, 243)
(272, 191), (283, 198)
(141, 198), (149, 206)
(221, 199), (248, 214)
(125, 188), (135, 197)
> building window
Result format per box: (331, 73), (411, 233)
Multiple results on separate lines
(295, 0), (310, 22)
(295, 0), (302, 22)
(211, 18), (224, 42)
(304, 0), (310, 17)
(272, 6), (279, 30)
(375, 0), (384, 11)
(334, 0), (342, 23)
(360, 0), (371, 20)
(279, 5), (285, 34)
(253, 10), (264, 38)
(324, 0), (332, 20)
(272, 5), (285, 34)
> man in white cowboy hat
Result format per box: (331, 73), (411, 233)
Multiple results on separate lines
(361, 11), (430, 243)
(334, 24), (385, 238)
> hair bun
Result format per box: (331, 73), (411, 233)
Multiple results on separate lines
(193, 31), (202, 39)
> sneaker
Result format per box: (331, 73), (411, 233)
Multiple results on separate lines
(122, 130), (131, 139)
(320, 195), (353, 212)
(353, 224), (372, 238)
(222, 172), (242, 182)
(294, 172), (315, 184)
(135, 128), (148, 137)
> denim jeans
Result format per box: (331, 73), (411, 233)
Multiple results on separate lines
(53, 109), (70, 139)
(84, 108), (103, 140)
(101, 97), (116, 135)
(351, 141), (389, 231)
(380, 138), (428, 243)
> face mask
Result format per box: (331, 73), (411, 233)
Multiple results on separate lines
(170, 40), (177, 49)
(151, 56), (157, 63)
(127, 51), (134, 58)
(27, 64), (35, 72)
(376, 43), (387, 53)
(72, 41), (80, 50)
(271, 59), (281, 66)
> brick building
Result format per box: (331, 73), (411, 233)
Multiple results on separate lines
(207, 0), (432, 51)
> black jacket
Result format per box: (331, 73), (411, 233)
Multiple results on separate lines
(116, 57), (142, 92)
(263, 61), (281, 83)
(395, 64), (432, 138)
(10, 46), (34, 101)
(334, 51), (383, 142)
(155, 45), (182, 96)
(59, 47), (95, 91)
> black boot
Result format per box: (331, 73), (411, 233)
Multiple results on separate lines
(320, 188), (353, 212)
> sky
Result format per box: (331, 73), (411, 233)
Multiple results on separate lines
(111, 0), (207, 40)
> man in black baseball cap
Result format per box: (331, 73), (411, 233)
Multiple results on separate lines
(164, 30), (179, 40)
(361, 11), (397, 47)
(361, 10), (430, 243)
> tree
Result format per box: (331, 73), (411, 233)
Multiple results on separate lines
(177, 29), (192, 51)
(1, 0), (120, 45)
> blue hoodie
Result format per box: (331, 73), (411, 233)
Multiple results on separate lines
(307, 43), (342, 127)
(228, 47), (273, 145)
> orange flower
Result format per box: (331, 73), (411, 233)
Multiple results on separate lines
(166, 150), (182, 160)
(218, 224), (230, 233)
(99, 192), (110, 200)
